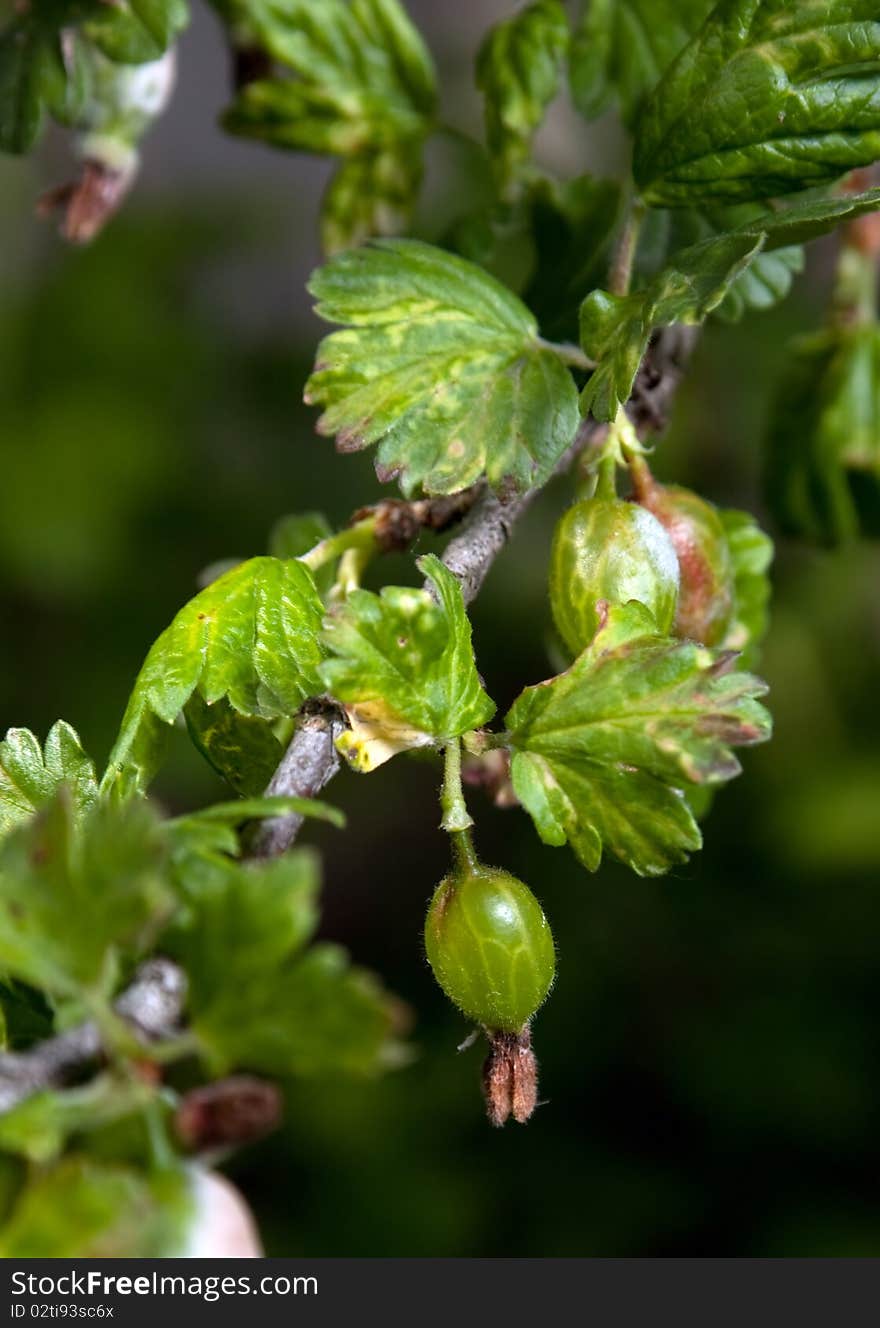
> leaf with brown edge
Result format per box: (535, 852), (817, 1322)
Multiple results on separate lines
(505, 603), (771, 876)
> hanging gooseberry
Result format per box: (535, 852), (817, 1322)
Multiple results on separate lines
(549, 495), (680, 654)
(425, 863), (555, 1034)
(425, 855), (555, 1126)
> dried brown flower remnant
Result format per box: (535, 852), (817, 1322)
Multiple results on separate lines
(37, 160), (133, 245)
(482, 1028), (539, 1127)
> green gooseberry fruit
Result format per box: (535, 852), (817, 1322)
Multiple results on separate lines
(549, 495), (680, 654)
(424, 863), (555, 1034)
(631, 463), (735, 646)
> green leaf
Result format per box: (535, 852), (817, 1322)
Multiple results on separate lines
(732, 188), (880, 251)
(320, 142), (423, 254)
(171, 794), (345, 832)
(0, 0), (185, 155)
(506, 603), (772, 876)
(570, 0), (715, 127)
(580, 231), (764, 422)
(719, 508), (774, 668)
(0, 793), (173, 1001)
(170, 847), (398, 1076)
(101, 557), (325, 799)
(0, 1076), (157, 1165)
(764, 323), (880, 544)
(634, 0), (880, 206)
(640, 202), (807, 323)
(183, 694), (284, 798)
(0, 721), (97, 838)
(306, 238), (580, 496)
(476, 0), (569, 194)
(319, 554), (495, 771)
(713, 245), (804, 324)
(241, 942), (402, 1077)
(0, 9), (85, 154)
(84, 0), (189, 64)
(0, 1156), (192, 1257)
(582, 191), (880, 419)
(223, 0), (435, 161)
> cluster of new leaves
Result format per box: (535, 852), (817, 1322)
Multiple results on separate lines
(0, 0), (187, 154)
(221, 0), (437, 252)
(0, 541), (405, 1251)
(0, 767), (399, 1251)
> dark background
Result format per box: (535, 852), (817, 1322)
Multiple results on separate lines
(1, 1), (879, 1257)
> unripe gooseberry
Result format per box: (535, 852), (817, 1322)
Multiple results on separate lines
(549, 495), (681, 654)
(631, 464), (735, 646)
(424, 863), (555, 1034)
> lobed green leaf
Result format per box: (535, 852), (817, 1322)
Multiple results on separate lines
(101, 557), (324, 799)
(0, 1156), (192, 1258)
(580, 190), (880, 420)
(0, 794), (174, 1001)
(223, 0), (435, 245)
(506, 603), (772, 876)
(306, 238), (580, 495)
(169, 846), (399, 1077)
(0, 721), (97, 839)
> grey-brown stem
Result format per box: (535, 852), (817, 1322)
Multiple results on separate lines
(0, 959), (187, 1113)
(250, 705), (346, 858)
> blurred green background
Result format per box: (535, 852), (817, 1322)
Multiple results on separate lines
(2, 1), (880, 1258)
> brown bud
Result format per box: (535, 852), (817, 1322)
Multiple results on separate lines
(482, 1029), (539, 1127)
(462, 748), (518, 809)
(175, 1076), (282, 1153)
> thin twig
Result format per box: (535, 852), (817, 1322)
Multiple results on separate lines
(249, 704), (346, 858)
(0, 960), (187, 1114)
